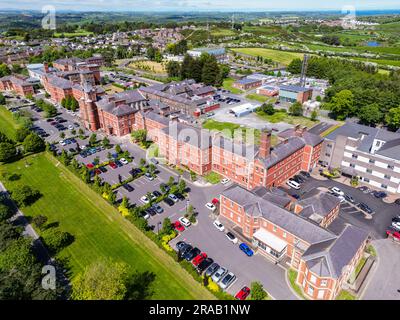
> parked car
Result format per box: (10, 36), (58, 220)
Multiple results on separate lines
(358, 202), (374, 214)
(211, 267), (227, 283)
(373, 191), (387, 199)
(178, 217), (191, 227)
(239, 243), (254, 257)
(109, 162), (117, 169)
(213, 220), (224, 232)
(152, 191), (162, 198)
(152, 204), (163, 214)
(344, 194), (355, 204)
(140, 196), (150, 204)
(150, 158), (159, 165)
(226, 232), (238, 244)
(221, 178), (230, 185)
(394, 198), (400, 206)
(219, 272), (236, 289)
(235, 287), (251, 300)
(205, 202), (216, 211)
(99, 166), (108, 173)
(197, 258), (214, 274)
(358, 186), (370, 193)
(184, 247), (201, 261)
(386, 227), (400, 240)
(300, 171), (311, 178)
(122, 184), (134, 192)
(330, 187), (344, 196)
(175, 193), (185, 201)
(168, 194), (179, 203)
(163, 198), (175, 206)
(120, 158), (129, 165)
(144, 172), (154, 181)
(205, 263), (220, 277)
(173, 221), (185, 232)
(293, 175), (305, 183)
(192, 252), (207, 267)
(86, 163), (94, 169)
(179, 244), (193, 258)
(286, 179), (300, 190)
(115, 160), (123, 167)
(59, 140), (66, 146)
(160, 183), (170, 193)
(176, 241), (187, 251)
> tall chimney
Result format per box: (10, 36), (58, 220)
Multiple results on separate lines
(43, 62), (49, 73)
(259, 128), (272, 159)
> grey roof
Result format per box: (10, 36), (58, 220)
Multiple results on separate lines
(144, 111), (170, 126)
(278, 128), (323, 147)
(47, 75), (73, 89)
(96, 90), (147, 113)
(236, 78), (261, 85)
(161, 122), (212, 149)
(261, 137), (305, 168)
(222, 185), (336, 245)
(298, 191), (340, 223)
(252, 186), (293, 208)
(279, 84), (312, 93)
(302, 225), (369, 278)
(213, 135), (259, 160)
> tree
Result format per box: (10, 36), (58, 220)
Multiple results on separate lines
(89, 133), (97, 146)
(11, 185), (41, 207)
(201, 54), (220, 86)
(161, 217), (173, 235)
(358, 103), (382, 126)
(139, 158), (146, 167)
(131, 129), (147, 144)
(23, 133), (45, 153)
(102, 137), (110, 149)
(288, 102), (303, 116)
(250, 281), (267, 300)
(180, 54), (194, 80)
(166, 61), (181, 78)
(259, 103), (275, 115)
(15, 127), (30, 142)
(71, 259), (129, 300)
(0, 92), (6, 105)
(0, 142), (16, 162)
(385, 106), (400, 131)
(42, 227), (74, 254)
(115, 144), (122, 154)
(177, 179), (186, 193)
(32, 215), (48, 230)
(121, 196), (130, 209)
(168, 176), (175, 186)
(311, 110), (318, 121)
(59, 132), (65, 139)
(328, 89), (355, 120)
(0, 203), (12, 222)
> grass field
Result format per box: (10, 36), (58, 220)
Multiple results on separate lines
(211, 28), (236, 37)
(54, 29), (93, 38)
(222, 77), (243, 94)
(128, 60), (166, 74)
(287, 269), (307, 300)
(336, 290), (356, 300)
(245, 93), (275, 103)
(256, 110), (318, 128)
(0, 106), (20, 140)
(231, 48), (304, 66)
(0, 153), (214, 300)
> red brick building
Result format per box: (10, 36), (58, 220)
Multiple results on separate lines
(0, 75), (34, 97)
(220, 185), (369, 300)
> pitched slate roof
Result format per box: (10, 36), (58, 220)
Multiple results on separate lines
(221, 185), (336, 245)
(297, 191), (340, 224)
(260, 136), (305, 168)
(302, 225), (369, 278)
(161, 122), (212, 150)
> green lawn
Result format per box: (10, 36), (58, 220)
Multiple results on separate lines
(245, 93), (276, 103)
(0, 153), (214, 300)
(0, 106), (20, 140)
(222, 78), (243, 94)
(336, 290), (356, 300)
(54, 29), (93, 38)
(256, 110), (318, 128)
(287, 269), (307, 300)
(231, 48), (304, 66)
(203, 172), (221, 184)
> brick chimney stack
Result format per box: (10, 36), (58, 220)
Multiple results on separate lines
(259, 128), (272, 159)
(43, 62), (49, 73)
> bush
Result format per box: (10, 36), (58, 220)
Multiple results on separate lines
(41, 227), (74, 254)
(11, 185), (41, 207)
(23, 133), (45, 153)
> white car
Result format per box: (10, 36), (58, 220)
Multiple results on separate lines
(221, 178), (230, 185)
(80, 145), (87, 150)
(59, 140), (66, 146)
(219, 272), (236, 290)
(168, 194), (179, 203)
(286, 179), (300, 190)
(392, 221), (400, 230)
(330, 187), (344, 196)
(68, 124), (74, 130)
(205, 203), (216, 212)
(226, 232), (238, 244)
(120, 158), (129, 165)
(211, 267), (227, 283)
(213, 220), (225, 232)
(140, 196), (150, 204)
(337, 195), (346, 203)
(178, 217), (191, 228)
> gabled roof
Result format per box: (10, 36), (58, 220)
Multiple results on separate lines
(260, 136), (305, 168)
(298, 191), (340, 224)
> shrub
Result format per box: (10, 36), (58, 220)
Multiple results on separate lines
(41, 227), (74, 254)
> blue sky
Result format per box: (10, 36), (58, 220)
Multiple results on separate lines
(1, 0), (400, 11)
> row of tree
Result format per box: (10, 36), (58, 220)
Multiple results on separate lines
(166, 53), (229, 86)
(61, 95), (79, 112)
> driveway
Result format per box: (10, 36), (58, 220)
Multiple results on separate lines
(362, 239), (400, 300)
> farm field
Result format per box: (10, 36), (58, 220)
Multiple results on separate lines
(230, 48), (304, 66)
(0, 153), (214, 300)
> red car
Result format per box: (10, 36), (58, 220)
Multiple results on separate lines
(386, 227), (400, 240)
(192, 252), (207, 266)
(109, 162), (117, 169)
(211, 198), (219, 205)
(86, 163), (94, 169)
(235, 286), (251, 300)
(173, 221), (185, 232)
(94, 168), (102, 175)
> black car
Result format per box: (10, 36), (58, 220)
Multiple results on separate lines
(373, 191), (387, 199)
(197, 258), (214, 274)
(344, 194), (356, 204)
(175, 193), (185, 201)
(358, 202), (374, 214)
(293, 175), (305, 183)
(160, 183), (170, 193)
(179, 244), (192, 257)
(122, 184), (134, 192)
(69, 148), (76, 153)
(146, 208), (157, 217)
(163, 198), (174, 206)
(176, 241), (186, 251)
(115, 160), (123, 167)
(46, 118), (54, 122)
(58, 119), (67, 123)
(152, 191), (162, 198)
(184, 247), (201, 261)
(392, 216), (400, 223)
(130, 168), (142, 176)
(99, 166), (108, 173)
(394, 198), (400, 205)
(300, 171), (311, 178)
(205, 262), (220, 277)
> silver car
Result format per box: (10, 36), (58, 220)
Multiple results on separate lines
(219, 272), (236, 289)
(211, 267), (227, 283)
(205, 262), (220, 277)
